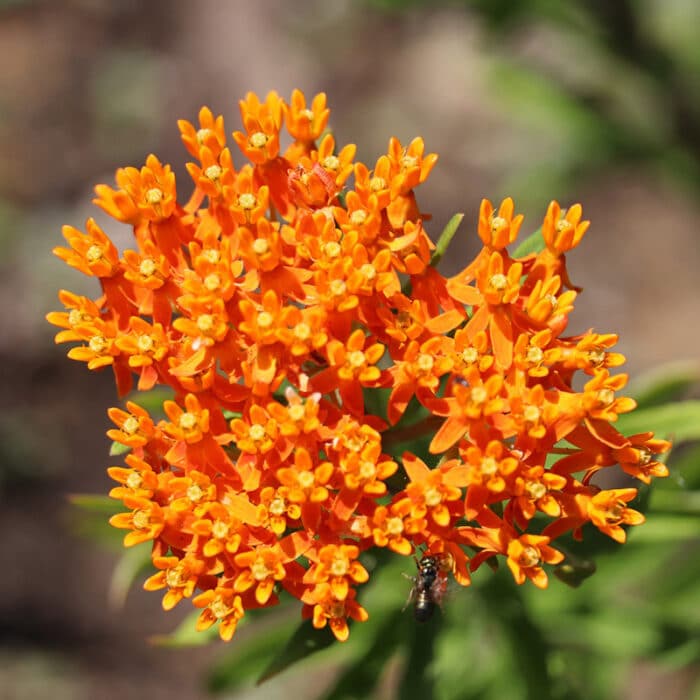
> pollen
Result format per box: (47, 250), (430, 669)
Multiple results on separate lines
(68, 309), (85, 326)
(523, 405), (541, 423)
(269, 497), (286, 516)
(122, 416), (139, 434)
(197, 314), (214, 333)
(330, 279), (347, 296)
(288, 404), (305, 422)
(204, 273), (221, 291)
(86, 245), (103, 263)
(212, 520), (229, 539)
(166, 565), (185, 588)
(323, 241), (341, 259)
(481, 456), (497, 476)
(89, 335), (108, 353)
(424, 487), (442, 507)
(526, 481), (547, 500)
(132, 509), (150, 529)
(293, 322), (311, 340)
(249, 424), (266, 441)
(239, 193), (257, 209)
(348, 350), (366, 368)
(369, 176), (386, 192)
(491, 216), (506, 232)
(179, 412), (198, 431)
(526, 347), (544, 364)
(519, 546), (540, 568)
(470, 386), (488, 404)
(489, 273), (508, 291)
(323, 155), (340, 171)
(249, 132), (268, 149)
(359, 460), (376, 480)
(205, 164), (222, 181)
(126, 472), (143, 489)
(196, 127), (212, 144)
(251, 557), (272, 581)
(210, 596), (231, 619)
(146, 187), (164, 204)
(360, 263), (376, 280)
(349, 210), (367, 226)
(139, 258), (157, 277)
(298, 471), (314, 489)
(417, 353), (434, 372)
(461, 348), (479, 364)
(187, 484), (204, 502)
(257, 311), (274, 329)
(401, 155), (417, 169)
(203, 248), (220, 264)
(137, 334), (155, 353)
(386, 517), (404, 536)
(252, 238), (269, 255)
(330, 558), (349, 577)
(597, 389), (615, 407)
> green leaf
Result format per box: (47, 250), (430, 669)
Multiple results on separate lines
(256, 619), (336, 684)
(615, 400), (700, 442)
(512, 226), (544, 257)
(430, 212), (464, 268)
(627, 514), (700, 543)
(630, 361), (700, 410)
(108, 543), (152, 608)
(68, 493), (118, 515)
(109, 440), (131, 456)
(207, 613), (299, 692)
(397, 607), (440, 700)
(649, 489), (700, 515)
(150, 608), (222, 648)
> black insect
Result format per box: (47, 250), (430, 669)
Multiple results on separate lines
(405, 554), (449, 623)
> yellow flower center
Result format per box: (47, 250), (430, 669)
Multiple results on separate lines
(489, 273), (508, 291)
(526, 346), (544, 364)
(556, 219), (572, 234)
(323, 155), (340, 171)
(166, 566), (185, 588)
(327, 600), (345, 618)
(588, 347), (605, 366)
(348, 350), (366, 369)
(132, 509), (150, 529)
(298, 471), (314, 489)
(324, 241), (341, 258)
(523, 405), (541, 423)
(461, 347), (478, 364)
(481, 456), (497, 476)
(204, 164), (222, 181)
(300, 108), (314, 121)
(86, 245), (103, 263)
(360, 263), (376, 280)
(386, 516), (404, 536)
(210, 597), (231, 619)
(146, 187), (163, 204)
(139, 258), (157, 277)
(525, 481), (546, 500)
(490, 215), (506, 233)
(251, 557), (272, 581)
(401, 155), (417, 169)
(239, 193), (257, 209)
(597, 389), (615, 407)
(330, 557), (348, 577)
(330, 279), (347, 296)
(349, 209), (367, 226)
(424, 487), (442, 507)
(417, 353), (434, 372)
(204, 273), (221, 291)
(269, 497), (286, 516)
(212, 520), (229, 539)
(249, 132), (268, 149)
(197, 314), (214, 333)
(519, 546), (540, 568)
(288, 404), (305, 422)
(359, 460), (376, 480)
(179, 412), (198, 431)
(126, 472), (143, 489)
(89, 335), (108, 353)
(470, 386), (488, 405)
(249, 424), (266, 441)
(257, 311), (274, 329)
(137, 334), (154, 353)
(68, 309), (84, 326)
(605, 503), (624, 524)
(252, 238), (269, 255)
(187, 484), (204, 502)
(196, 127), (212, 144)
(122, 416), (139, 434)
(369, 176), (386, 192)
(637, 447), (652, 466)
(293, 322), (311, 340)
(203, 248), (220, 263)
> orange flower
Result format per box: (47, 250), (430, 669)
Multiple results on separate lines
(304, 583), (368, 642)
(506, 533), (563, 589)
(193, 583), (245, 642)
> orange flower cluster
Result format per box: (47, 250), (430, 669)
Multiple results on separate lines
(49, 90), (669, 642)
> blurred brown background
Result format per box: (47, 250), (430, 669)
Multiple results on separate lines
(1, 0), (699, 698)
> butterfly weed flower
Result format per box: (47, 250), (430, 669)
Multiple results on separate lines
(49, 90), (670, 643)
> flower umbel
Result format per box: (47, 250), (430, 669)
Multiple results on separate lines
(49, 90), (669, 643)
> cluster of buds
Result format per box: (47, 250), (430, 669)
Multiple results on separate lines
(48, 90), (669, 642)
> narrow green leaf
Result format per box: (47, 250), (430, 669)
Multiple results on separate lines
(110, 440), (131, 456)
(615, 400), (700, 442)
(68, 493), (118, 515)
(630, 361), (700, 410)
(256, 619), (336, 684)
(430, 212), (464, 267)
(150, 608), (222, 648)
(397, 607), (440, 700)
(108, 543), (152, 608)
(512, 226), (544, 257)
